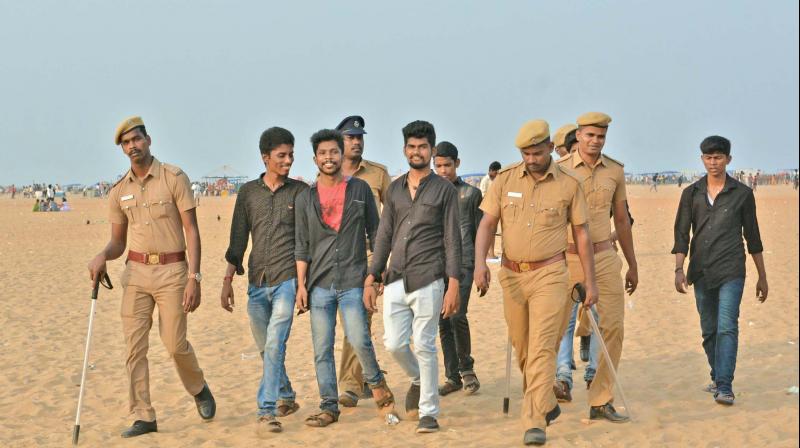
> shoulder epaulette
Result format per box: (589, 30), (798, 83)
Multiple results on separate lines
(498, 161), (523, 174)
(111, 173), (127, 189)
(364, 159), (388, 172)
(162, 163), (185, 176)
(603, 154), (624, 168)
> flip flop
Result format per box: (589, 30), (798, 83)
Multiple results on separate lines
(276, 401), (300, 417)
(304, 411), (338, 427)
(463, 374), (481, 395)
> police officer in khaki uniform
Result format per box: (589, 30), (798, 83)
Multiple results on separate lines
(334, 115), (392, 407)
(553, 124), (577, 159)
(556, 112), (638, 423)
(474, 119), (598, 446)
(87, 116), (216, 438)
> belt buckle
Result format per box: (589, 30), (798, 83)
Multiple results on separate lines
(147, 253), (160, 265)
(519, 262), (531, 272)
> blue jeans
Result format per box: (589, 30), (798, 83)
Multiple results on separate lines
(694, 277), (745, 394)
(247, 279), (297, 417)
(310, 286), (384, 415)
(556, 302), (599, 389)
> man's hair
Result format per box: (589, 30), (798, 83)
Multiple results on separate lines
(310, 129), (344, 155)
(259, 127), (295, 155)
(402, 120), (436, 147)
(489, 161), (501, 171)
(564, 129), (578, 152)
(700, 135), (731, 156)
(434, 141), (458, 162)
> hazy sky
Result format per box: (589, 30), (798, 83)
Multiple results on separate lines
(1, 1), (797, 185)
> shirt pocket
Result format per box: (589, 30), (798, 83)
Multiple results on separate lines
(501, 196), (523, 224)
(352, 199), (366, 218)
(280, 203), (296, 227)
(537, 200), (568, 227)
(419, 198), (441, 224)
(120, 197), (138, 223)
(591, 179), (616, 208)
(149, 195), (177, 220)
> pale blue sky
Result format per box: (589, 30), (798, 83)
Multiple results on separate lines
(0, 0), (797, 185)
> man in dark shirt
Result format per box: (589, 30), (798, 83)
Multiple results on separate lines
(672, 135), (768, 406)
(294, 129), (397, 427)
(220, 127), (308, 436)
(432, 142), (482, 396)
(363, 120), (462, 434)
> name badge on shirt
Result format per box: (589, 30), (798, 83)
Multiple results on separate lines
(507, 192), (522, 198)
(121, 194), (134, 201)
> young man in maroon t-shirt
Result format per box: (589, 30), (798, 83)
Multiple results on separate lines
(294, 129), (398, 427)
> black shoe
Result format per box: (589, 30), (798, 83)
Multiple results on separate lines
(546, 404), (561, 426)
(714, 391), (735, 406)
(121, 420), (157, 438)
(438, 380), (463, 396)
(194, 383), (216, 420)
(523, 428), (546, 445)
(589, 402), (630, 423)
(405, 383), (421, 418)
(416, 415), (439, 433)
(580, 336), (591, 362)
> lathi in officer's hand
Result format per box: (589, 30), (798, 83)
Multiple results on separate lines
(183, 279), (201, 313)
(87, 254), (107, 285)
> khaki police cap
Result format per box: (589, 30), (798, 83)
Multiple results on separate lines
(114, 116), (145, 145)
(553, 124), (578, 147)
(576, 112), (612, 128)
(514, 119), (550, 149)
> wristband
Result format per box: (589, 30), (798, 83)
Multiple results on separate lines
(675, 267), (683, 273)
(223, 275), (234, 282)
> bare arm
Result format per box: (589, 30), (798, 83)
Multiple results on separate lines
(296, 260), (309, 312)
(572, 223), (598, 306)
(180, 208), (202, 313)
(473, 212), (499, 296)
(87, 222), (127, 283)
(613, 199), (638, 295)
(674, 252), (688, 293)
(751, 252), (768, 302)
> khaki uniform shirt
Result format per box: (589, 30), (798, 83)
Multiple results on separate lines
(557, 151), (626, 243)
(108, 158), (195, 253)
(481, 159), (588, 262)
(351, 159), (391, 209)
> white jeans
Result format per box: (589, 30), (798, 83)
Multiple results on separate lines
(382, 278), (445, 418)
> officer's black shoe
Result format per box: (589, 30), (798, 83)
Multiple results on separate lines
(194, 383), (216, 420)
(589, 402), (630, 423)
(523, 428), (546, 445)
(579, 336), (591, 362)
(545, 404), (561, 426)
(121, 420), (157, 438)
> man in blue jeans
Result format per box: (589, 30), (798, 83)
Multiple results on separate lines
(220, 127), (309, 436)
(672, 135), (768, 406)
(294, 129), (397, 427)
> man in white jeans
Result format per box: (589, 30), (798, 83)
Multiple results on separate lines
(363, 120), (462, 434)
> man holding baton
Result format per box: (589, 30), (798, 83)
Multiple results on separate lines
(475, 119), (598, 446)
(87, 116), (215, 438)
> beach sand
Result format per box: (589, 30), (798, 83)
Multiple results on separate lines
(0, 184), (797, 447)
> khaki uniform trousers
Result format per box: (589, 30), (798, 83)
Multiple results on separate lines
(499, 261), (571, 430)
(120, 261), (205, 422)
(566, 249), (625, 407)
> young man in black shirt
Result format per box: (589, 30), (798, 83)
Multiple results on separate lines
(672, 135), (768, 406)
(363, 120), (462, 433)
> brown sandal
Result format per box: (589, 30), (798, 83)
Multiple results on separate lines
(370, 379), (396, 409)
(276, 400), (300, 417)
(304, 411), (338, 427)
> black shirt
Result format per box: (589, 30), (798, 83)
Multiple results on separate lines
(294, 177), (380, 291)
(224, 176), (309, 287)
(671, 175), (763, 289)
(369, 172), (462, 293)
(454, 177), (483, 270)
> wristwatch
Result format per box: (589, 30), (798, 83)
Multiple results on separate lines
(188, 272), (203, 283)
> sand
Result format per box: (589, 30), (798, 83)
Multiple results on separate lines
(0, 184), (797, 447)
